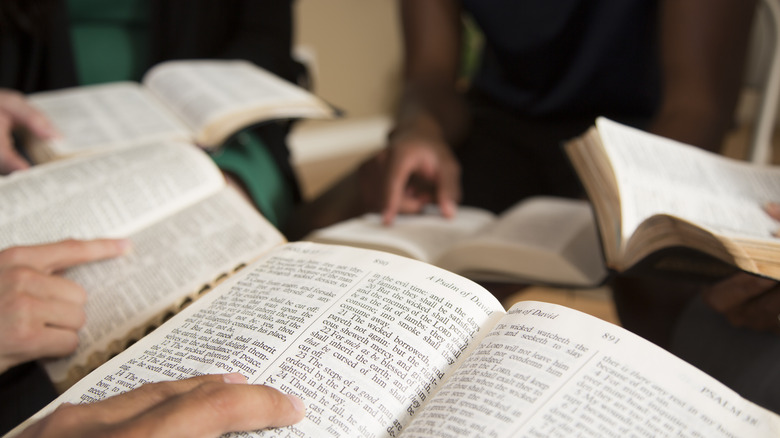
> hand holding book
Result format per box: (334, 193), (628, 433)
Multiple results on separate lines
(0, 239), (129, 375)
(0, 89), (58, 174)
(564, 117), (780, 281)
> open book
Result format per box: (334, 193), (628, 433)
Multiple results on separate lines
(564, 117), (780, 281)
(7, 242), (779, 437)
(25, 59), (338, 162)
(305, 197), (608, 287)
(0, 140), (288, 391)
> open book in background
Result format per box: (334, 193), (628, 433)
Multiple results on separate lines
(7, 242), (779, 438)
(25, 59), (339, 163)
(565, 117), (780, 281)
(305, 196), (608, 288)
(0, 140), (287, 391)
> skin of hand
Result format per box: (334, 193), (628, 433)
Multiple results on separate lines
(0, 89), (58, 175)
(381, 118), (461, 225)
(0, 239), (130, 374)
(16, 373), (306, 438)
(700, 202), (780, 333)
(647, 0), (757, 151)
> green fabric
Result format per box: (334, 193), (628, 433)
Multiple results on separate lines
(67, 0), (150, 84)
(66, 0), (296, 229)
(211, 131), (295, 228)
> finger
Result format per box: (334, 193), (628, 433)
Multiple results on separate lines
(764, 202), (780, 222)
(0, 266), (88, 304)
(435, 161), (460, 219)
(702, 273), (776, 313)
(1, 297), (81, 365)
(16, 325), (81, 362)
(131, 382), (306, 437)
(81, 374), (243, 423)
(0, 114), (31, 173)
(0, 90), (58, 139)
(383, 157), (418, 225)
(33, 297), (86, 330)
(82, 375), (305, 436)
(0, 239), (131, 273)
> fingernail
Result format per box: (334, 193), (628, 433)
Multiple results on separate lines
(286, 394), (305, 413)
(223, 373), (248, 384)
(117, 239), (133, 254)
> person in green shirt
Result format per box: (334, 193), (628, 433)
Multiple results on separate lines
(0, 1), (308, 431)
(0, 0), (306, 230)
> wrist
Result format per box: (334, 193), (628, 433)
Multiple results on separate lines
(389, 112), (446, 146)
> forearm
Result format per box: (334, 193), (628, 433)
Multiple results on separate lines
(395, 0), (470, 146)
(649, 0), (758, 152)
(393, 84), (470, 146)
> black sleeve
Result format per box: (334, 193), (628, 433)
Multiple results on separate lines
(148, 0), (306, 85)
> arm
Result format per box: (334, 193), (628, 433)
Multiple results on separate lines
(655, 1), (774, 333)
(381, 0), (470, 224)
(0, 239), (129, 374)
(0, 89), (58, 174)
(648, 0), (758, 152)
(17, 373), (305, 438)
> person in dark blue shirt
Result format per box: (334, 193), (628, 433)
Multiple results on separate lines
(292, 0), (756, 233)
(378, 0), (755, 223)
(287, 0), (776, 412)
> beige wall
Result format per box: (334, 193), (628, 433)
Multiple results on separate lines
(294, 0), (403, 119)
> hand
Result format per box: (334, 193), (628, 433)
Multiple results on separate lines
(765, 202), (780, 236)
(0, 89), (58, 174)
(17, 373), (305, 438)
(0, 239), (130, 374)
(702, 273), (780, 334)
(381, 121), (461, 225)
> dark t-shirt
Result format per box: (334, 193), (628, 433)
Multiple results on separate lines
(461, 0), (661, 120)
(452, 0), (663, 213)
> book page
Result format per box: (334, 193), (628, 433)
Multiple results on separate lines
(142, 60), (334, 146)
(0, 141), (224, 249)
(436, 197), (607, 286)
(306, 205), (496, 263)
(42, 187), (285, 388)
(15, 243), (505, 438)
(595, 118), (780, 244)
(402, 301), (780, 438)
(28, 82), (191, 157)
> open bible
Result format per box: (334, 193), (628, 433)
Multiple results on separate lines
(0, 140), (288, 390)
(565, 117), (780, 281)
(305, 197), (607, 287)
(25, 59), (338, 162)
(7, 242), (780, 438)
